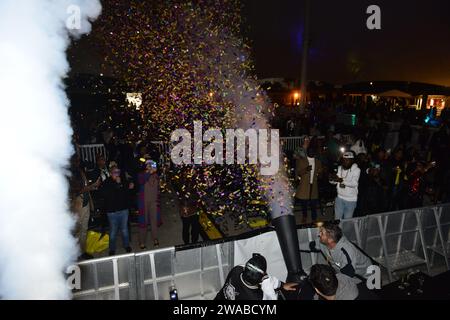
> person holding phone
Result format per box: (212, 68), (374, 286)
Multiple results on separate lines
(329, 152), (360, 220)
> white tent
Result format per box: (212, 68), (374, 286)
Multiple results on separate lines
(377, 89), (412, 98)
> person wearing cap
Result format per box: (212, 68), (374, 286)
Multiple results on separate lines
(329, 151), (361, 220)
(137, 159), (162, 249)
(215, 254), (298, 300)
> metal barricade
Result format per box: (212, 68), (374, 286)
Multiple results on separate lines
(77, 144), (107, 163)
(73, 203), (450, 299)
(369, 210), (429, 283)
(280, 136), (305, 153)
(73, 253), (136, 300)
(428, 205), (450, 269)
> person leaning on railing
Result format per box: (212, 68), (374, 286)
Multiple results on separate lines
(310, 222), (373, 284)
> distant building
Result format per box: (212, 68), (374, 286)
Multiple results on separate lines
(258, 78), (340, 107)
(342, 81), (450, 115)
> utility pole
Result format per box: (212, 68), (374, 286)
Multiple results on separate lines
(300, 0), (311, 109)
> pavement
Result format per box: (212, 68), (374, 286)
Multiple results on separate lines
(85, 193), (336, 260)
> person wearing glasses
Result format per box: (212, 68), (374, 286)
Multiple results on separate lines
(102, 165), (134, 256)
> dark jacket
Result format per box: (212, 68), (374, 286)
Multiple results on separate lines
(215, 266), (263, 300)
(101, 177), (132, 213)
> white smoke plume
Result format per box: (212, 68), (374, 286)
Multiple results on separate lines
(222, 77), (294, 220)
(0, 0), (101, 299)
(213, 42), (294, 220)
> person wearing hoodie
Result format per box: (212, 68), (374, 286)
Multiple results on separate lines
(311, 222), (372, 284)
(330, 152), (361, 220)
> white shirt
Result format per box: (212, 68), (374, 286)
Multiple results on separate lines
(261, 276), (282, 300)
(330, 163), (361, 202)
(307, 157), (315, 184)
(350, 140), (367, 155)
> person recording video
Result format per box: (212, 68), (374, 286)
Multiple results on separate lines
(329, 151), (360, 220)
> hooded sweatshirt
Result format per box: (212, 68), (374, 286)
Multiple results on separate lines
(318, 236), (372, 283)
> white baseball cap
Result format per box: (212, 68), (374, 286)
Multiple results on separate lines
(343, 152), (354, 159)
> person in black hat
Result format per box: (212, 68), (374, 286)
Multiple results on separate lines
(214, 253), (298, 300)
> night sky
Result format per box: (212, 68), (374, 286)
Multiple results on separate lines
(69, 0), (450, 86)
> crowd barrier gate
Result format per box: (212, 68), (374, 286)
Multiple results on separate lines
(76, 144), (107, 163)
(73, 204), (450, 300)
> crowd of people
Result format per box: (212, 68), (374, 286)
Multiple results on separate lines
(68, 98), (450, 260)
(69, 142), (166, 259)
(290, 104), (450, 222)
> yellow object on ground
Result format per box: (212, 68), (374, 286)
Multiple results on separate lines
(248, 217), (268, 229)
(86, 231), (109, 255)
(199, 212), (222, 240)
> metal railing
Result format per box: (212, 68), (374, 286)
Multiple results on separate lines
(73, 203), (450, 300)
(75, 137), (309, 165)
(76, 144), (107, 163)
